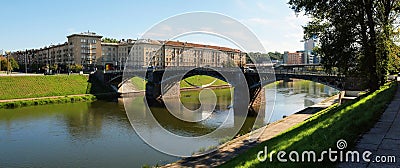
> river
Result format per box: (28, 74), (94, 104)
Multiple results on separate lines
(0, 79), (338, 167)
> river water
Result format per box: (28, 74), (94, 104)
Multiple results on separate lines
(0, 79), (338, 167)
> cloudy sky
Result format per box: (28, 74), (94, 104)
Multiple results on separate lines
(1, 0), (309, 52)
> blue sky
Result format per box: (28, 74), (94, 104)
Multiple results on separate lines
(1, 0), (309, 52)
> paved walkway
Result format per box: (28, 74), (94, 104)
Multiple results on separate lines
(163, 95), (339, 168)
(0, 72), (44, 76)
(338, 84), (400, 168)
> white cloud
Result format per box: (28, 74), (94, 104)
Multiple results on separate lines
(245, 18), (271, 26)
(256, 2), (266, 11)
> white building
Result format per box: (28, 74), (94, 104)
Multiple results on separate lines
(304, 35), (320, 64)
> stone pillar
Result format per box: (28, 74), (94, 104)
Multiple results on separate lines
(252, 87), (265, 106)
(250, 87), (265, 115)
(145, 82), (160, 99)
(162, 81), (181, 99)
(233, 86), (249, 131)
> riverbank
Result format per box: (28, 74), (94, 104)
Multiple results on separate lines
(163, 91), (340, 167)
(180, 84), (231, 91)
(0, 94), (96, 109)
(220, 82), (397, 167)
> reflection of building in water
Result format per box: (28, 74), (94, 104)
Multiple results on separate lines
(276, 79), (337, 98)
(63, 103), (103, 141)
(307, 81), (323, 98)
(323, 85), (335, 95)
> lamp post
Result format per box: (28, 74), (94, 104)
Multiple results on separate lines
(68, 53), (71, 75)
(5, 51), (10, 75)
(0, 49), (2, 73)
(25, 50), (28, 74)
(119, 57), (122, 70)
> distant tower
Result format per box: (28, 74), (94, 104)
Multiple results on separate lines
(304, 35), (319, 64)
(283, 51), (289, 64)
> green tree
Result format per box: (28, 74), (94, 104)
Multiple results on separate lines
(247, 52), (282, 63)
(68, 64), (83, 72)
(50, 64), (58, 71)
(0, 57), (6, 71)
(102, 37), (119, 43)
(289, 0), (400, 91)
(0, 57), (19, 71)
(9, 57), (19, 70)
(268, 52), (283, 61)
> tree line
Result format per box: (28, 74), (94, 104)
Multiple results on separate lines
(247, 52), (283, 63)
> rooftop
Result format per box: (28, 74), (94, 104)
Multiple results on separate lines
(67, 31), (103, 38)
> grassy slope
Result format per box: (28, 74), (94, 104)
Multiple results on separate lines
(0, 75), (90, 100)
(180, 75), (228, 88)
(220, 82), (397, 168)
(130, 75), (228, 90)
(130, 77), (146, 91)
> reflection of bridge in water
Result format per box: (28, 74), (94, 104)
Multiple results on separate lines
(94, 64), (366, 115)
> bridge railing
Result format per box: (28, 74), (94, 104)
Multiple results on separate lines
(103, 65), (337, 77)
(273, 65), (337, 77)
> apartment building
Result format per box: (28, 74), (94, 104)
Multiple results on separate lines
(303, 35), (320, 64)
(67, 32), (102, 68)
(101, 43), (119, 65)
(11, 31), (102, 71)
(11, 32), (247, 72)
(130, 39), (162, 68)
(163, 41), (245, 68)
(283, 51), (303, 65)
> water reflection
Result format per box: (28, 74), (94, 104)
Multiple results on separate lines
(271, 79), (339, 120)
(0, 102), (176, 168)
(0, 79), (338, 167)
(123, 89), (242, 156)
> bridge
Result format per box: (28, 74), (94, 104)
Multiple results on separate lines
(93, 64), (366, 115)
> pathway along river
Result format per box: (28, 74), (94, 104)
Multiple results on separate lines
(0, 79), (338, 167)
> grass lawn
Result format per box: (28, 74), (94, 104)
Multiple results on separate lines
(180, 75), (228, 88)
(129, 75), (228, 90)
(220, 82), (397, 167)
(0, 75), (90, 100)
(130, 77), (146, 91)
